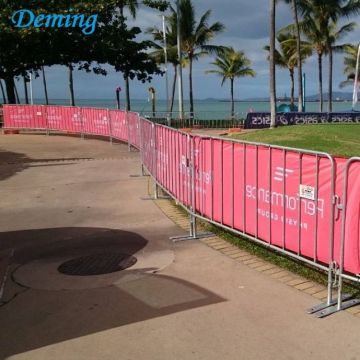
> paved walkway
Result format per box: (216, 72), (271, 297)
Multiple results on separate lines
(0, 133), (360, 360)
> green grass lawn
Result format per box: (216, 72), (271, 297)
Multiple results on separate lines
(230, 124), (360, 158)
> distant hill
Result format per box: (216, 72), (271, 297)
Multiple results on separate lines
(242, 92), (354, 102)
(305, 92), (353, 101)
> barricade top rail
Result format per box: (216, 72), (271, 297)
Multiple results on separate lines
(3, 104), (139, 113)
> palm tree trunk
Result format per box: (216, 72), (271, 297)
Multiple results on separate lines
(120, 5), (131, 112)
(68, 64), (75, 106)
(23, 76), (29, 104)
(328, 47), (333, 112)
(189, 56), (194, 118)
(290, 69), (295, 110)
(269, 0), (277, 128)
(230, 78), (235, 119)
(42, 66), (49, 105)
(4, 76), (16, 104)
(318, 53), (323, 112)
(291, 0), (303, 112)
(125, 76), (131, 111)
(14, 81), (20, 104)
(0, 80), (7, 104)
(170, 65), (177, 114)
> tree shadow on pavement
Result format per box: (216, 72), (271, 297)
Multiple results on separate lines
(0, 150), (31, 181)
(0, 149), (93, 182)
(0, 227), (225, 359)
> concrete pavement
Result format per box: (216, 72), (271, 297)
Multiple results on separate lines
(0, 133), (360, 360)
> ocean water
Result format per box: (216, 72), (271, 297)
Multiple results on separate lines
(27, 98), (359, 119)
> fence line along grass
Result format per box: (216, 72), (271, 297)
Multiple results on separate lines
(230, 124), (360, 158)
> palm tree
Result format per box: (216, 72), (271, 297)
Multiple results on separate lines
(270, 0), (277, 128)
(293, 16), (329, 112)
(68, 63), (75, 106)
(147, 12), (179, 114)
(328, 21), (356, 96)
(23, 74), (29, 104)
(297, 17), (355, 111)
(265, 32), (311, 109)
(42, 66), (49, 105)
(282, 0), (304, 111)
(174, 0), (225, 117)
(119, 0), (139, 111)
(340, 44), (360, 88)
(206, 48), (256, 119)
(299, 0), (360, 112)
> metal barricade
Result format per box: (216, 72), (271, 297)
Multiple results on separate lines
(3, 104), (360, 317)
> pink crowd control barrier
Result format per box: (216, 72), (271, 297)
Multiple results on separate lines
(3, 104), (360, 315)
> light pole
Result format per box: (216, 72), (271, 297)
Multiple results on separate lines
(162, 18), (169, 106)
(162, 15), (171, 126)
(302, 73), (306, 112)
(176, 0), (184, 120)
(352, 43), (360, 111)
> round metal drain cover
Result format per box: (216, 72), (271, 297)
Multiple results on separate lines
(58, 253), (137, 276)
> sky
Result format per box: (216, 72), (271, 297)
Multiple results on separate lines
(17, 0), (360, 101)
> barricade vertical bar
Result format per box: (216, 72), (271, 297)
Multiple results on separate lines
(154, 124), (159, 199)
(201, 138), (205, 216)
(181, 133), (185, 205)
(190, 135), (196, 237)
(170, 129), (173, 193)
(282, 149), (286, 250)
(268, 146), (272, 246)
(298, 152), (303, 256)
(327, 156), (336, 307)
(170, 130), (174, 195)
(80, 107), (84, 140)
(108, 109), (113, 145)
(337, 159), (352, 310)
(127, 111), (131, 152)
(231, 142), (235, 229)
(151, 123), (157, 176)
(139, 116), (145, 175)
(242, 143), (246, 234)
(164, 128), (167, 189)
(176, 131), (180, 201)
(160, 127), (163, 186)
(210, 137), (214, 222)
(255, 145), (259, 239)
(220, 139), (224, 225)
(313, 155), (319, 261)
(188, 134), (192, 208)
(44, 105), (49, 136)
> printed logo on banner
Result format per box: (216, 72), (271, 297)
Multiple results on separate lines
(247, 162), (324, 231)
(274, 167), (294, 182)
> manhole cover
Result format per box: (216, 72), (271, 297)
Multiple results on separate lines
(58, 253), (137, 276)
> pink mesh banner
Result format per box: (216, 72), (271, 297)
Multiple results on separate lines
(46, 106), (82, 133)
(127, 112), (141, 148)
(3, 105), (47, 129)
(109, 110), (127, 141)
(81, 107), (110, 137)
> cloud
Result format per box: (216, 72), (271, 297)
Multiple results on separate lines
(14, 0), (360, 101)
